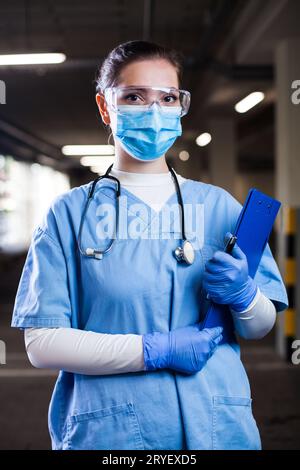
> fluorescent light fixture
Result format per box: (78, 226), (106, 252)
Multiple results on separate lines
(235, 92), (265, 113)
(0, 53), (66, 65)
(80, 156), (115, 167)
(90, 166), (107, 174)
(179, 150), (190, 161)
(90, 162), (115, 174)
(196, 133), (212, 147)
(62, 145), (115, 156)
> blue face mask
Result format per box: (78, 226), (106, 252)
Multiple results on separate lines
(115, 103), (182, 161)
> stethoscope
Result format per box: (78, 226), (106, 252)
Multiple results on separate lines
(77, 163), (195, 265)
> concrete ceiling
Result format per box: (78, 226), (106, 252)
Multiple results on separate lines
(0, 0), (298, 175)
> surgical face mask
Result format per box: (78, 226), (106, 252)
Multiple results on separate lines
(114, 103), (182, 161)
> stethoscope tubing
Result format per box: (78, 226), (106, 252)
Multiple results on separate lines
(77, 162), (188, 260)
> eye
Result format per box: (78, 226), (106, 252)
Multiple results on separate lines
(163, 94), (179, 104)
(124, 93), (142, 103)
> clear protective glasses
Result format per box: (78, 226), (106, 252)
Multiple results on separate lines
(104, 86), (191, 117)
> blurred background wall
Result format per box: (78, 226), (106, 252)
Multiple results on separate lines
(0, 0), (299, 449)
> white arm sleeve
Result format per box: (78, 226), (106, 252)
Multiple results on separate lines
(24, 327), (145, 375)
(230, 288), (276, 340)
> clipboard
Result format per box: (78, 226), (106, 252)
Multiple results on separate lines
(200, 188), (281, 342)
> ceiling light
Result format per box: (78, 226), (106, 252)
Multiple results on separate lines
(235, 92), (265, 113)
(0, 53), (66, 66)
(196, 133), (212, 147)
(90, 165), (112, 174)
(80, 156), (114, 167)
(179, 150), (190, 161)
(62, 145), (115, 156)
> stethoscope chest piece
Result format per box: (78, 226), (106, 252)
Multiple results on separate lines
(174, 240), (195, 265)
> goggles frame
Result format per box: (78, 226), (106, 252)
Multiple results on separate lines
(104, 86), (191, 117)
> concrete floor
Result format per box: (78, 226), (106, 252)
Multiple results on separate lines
(1, 302), (300, 450)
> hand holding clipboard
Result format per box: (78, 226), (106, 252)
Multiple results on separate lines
(201, 188), (281, 343)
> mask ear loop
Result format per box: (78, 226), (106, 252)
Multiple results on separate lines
(107, 130), (114, 146)
(102, 89), (115, 145)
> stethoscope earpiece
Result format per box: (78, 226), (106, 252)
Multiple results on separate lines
(85, 248), (103, 260)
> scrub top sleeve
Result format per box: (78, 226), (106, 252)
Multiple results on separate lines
(223, 188), (289, 313)
(253, 243), (288, 313)
(11, 225), (72, 329)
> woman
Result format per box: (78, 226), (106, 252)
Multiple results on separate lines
(11, 40), (288, 450)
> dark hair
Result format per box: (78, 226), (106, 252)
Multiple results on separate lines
(95, 40), (183, 93)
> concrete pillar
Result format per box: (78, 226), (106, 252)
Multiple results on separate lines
(209, 119), (237, 197)
(275, 38), (300, 359)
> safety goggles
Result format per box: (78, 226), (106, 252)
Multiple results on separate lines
(104, 86), (191, 117)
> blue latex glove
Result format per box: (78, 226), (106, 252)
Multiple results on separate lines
(203, 232), (258, 312)
(142, 325), (223, 374)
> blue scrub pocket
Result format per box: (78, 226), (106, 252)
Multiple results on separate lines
(64, 402), (144, 450)
(212, 396), (262, 450)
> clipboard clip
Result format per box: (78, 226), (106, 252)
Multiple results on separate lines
(224, 234), (237, 254)
(206, 234), (238, 300)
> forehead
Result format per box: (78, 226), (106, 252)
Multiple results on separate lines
(117, 59), (179, 88)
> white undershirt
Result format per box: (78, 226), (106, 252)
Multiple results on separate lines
(110, 166), (187, 211)
(24, 168), (276, 375)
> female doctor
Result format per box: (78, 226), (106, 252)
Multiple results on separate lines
(12, 40), (288, 450)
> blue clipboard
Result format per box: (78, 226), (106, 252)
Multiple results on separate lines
(200, 188), (281, 343)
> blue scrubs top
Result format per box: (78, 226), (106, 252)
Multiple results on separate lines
(11, 177), (288, 450)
